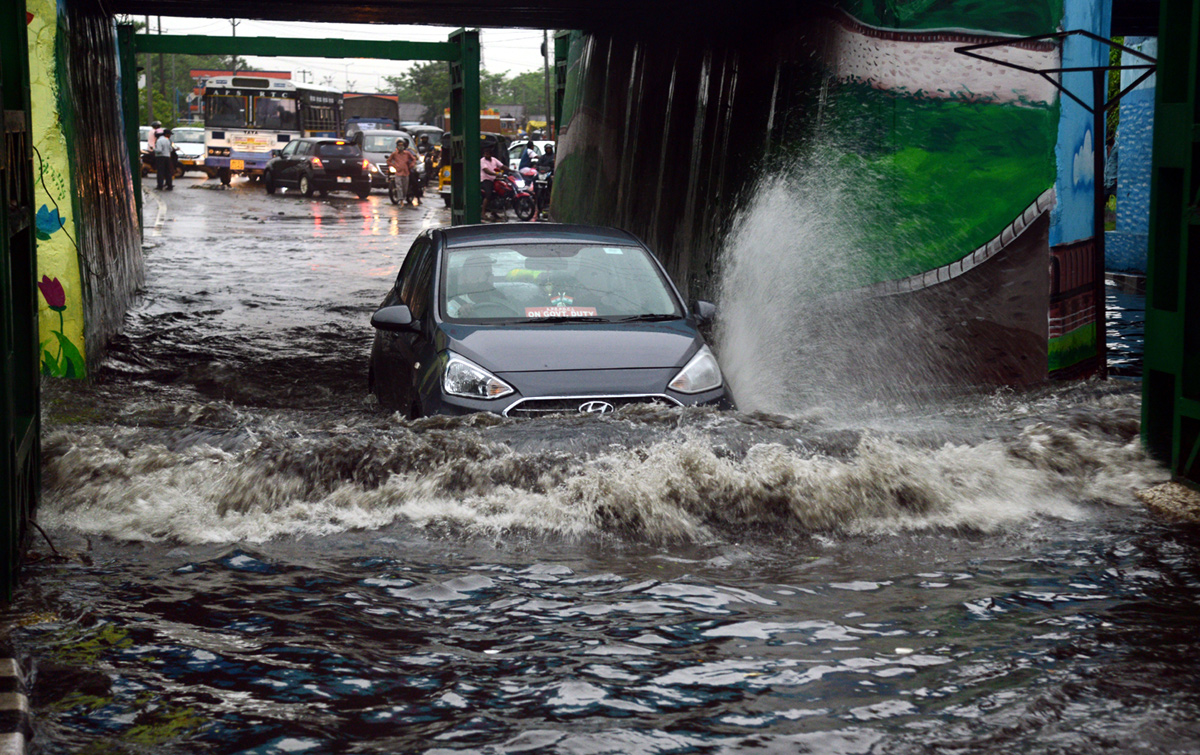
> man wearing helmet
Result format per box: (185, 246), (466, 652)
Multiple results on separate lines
(147, 120), (163, 150)
(387, 138), (418, 205)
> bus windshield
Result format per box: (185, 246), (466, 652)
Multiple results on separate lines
(254, 97), (298, 130)
(206, 95), (246, 128)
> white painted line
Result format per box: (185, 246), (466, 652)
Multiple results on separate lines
(0, 694), (27, 714)
(147, 190), (167, 237)
(0, 732), (25, 755)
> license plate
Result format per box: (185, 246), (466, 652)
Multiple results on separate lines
(337, 176), (351, 183)
(230, 159), (244, 171)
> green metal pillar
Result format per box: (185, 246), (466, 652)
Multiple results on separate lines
(117, 23), (142, 236)
(0, 0), (40, 603)
(553, 31), (570, 139)
(449, 28), (481, 226)
(1143, 0), (1200, 485)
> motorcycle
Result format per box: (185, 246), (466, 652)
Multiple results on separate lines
(387, 166), (425, 206)
(484, 169), (536, 221)
(531, 165), (553, 218)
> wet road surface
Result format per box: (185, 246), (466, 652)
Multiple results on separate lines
(9, 174), (1199, 754)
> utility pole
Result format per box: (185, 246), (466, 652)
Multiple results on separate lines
(542, 29), (552, 137)
(144, 15), (153, 123)
(157, 16), (166, 112)
(230, 19), (239, 75)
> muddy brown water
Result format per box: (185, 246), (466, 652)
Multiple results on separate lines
(8, 175), (1196, 754)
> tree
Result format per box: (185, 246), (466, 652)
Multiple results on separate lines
(384, 61), (452, 123)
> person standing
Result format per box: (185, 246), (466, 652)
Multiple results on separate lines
(154, 128), (174, 191)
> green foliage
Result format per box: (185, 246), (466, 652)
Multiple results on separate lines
(385, 64), (552, 123)
(1107, 36), (1124, 148)
(384, 61), (451, 123)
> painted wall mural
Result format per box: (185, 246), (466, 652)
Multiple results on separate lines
(27, 0), (86, 378)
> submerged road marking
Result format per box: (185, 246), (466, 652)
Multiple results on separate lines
(149, 190), (167, 237)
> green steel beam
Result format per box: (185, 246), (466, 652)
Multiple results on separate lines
(1, 0), (40, 603)
(449, 28), (481, 226)
(133, 34), (460, 62)
(1142, 0), (1200, 486)
(117, 24), (142, 236)
(553, 31), (570, 139)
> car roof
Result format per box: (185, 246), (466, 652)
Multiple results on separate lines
(437, 224), (643, 248)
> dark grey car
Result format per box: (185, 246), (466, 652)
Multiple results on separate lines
(263, 137), (371, 199)
(368, 224), (734, 418)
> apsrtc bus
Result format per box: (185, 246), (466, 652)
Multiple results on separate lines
(202, 77), (343, 184)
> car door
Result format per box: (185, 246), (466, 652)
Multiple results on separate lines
(282, 140), (308, 185)
(376, 237), (436, 413)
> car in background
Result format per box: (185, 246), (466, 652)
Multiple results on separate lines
(262, 137), (372, 199)
(507, 140), (554, 171)
(171, 127), (210, 177)
(368, 223), (734, 418)
(359, 129), (418, 189)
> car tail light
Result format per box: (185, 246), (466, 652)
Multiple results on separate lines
(362, 158), (370, 170)
(310, 157), (324, 169)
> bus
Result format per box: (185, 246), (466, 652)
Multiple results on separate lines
(202, 76), (344, 184)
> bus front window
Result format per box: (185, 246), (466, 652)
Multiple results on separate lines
(206, 95), (246, 128)
(255, 97), (298, 131)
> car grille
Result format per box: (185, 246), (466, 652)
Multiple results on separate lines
(376, 162), (388, 174)
(504, 395), (680, 418)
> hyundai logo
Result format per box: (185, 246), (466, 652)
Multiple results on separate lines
(578, 400), (615, 415)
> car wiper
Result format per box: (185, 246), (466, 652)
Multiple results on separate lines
(613, 314), (683, 322)
(528, 316), (610, 323)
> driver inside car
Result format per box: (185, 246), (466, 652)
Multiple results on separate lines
(446, 256), (510, 318)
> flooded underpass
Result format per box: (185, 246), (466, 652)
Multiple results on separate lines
(9, 175), (1200, 754)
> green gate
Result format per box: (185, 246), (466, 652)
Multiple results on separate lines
(1143, 0), (1200, 487)
(1, 0), (39, 603)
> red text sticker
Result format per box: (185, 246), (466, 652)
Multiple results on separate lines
(525, 307), (598, 318)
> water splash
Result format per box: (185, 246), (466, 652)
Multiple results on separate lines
(714, 151), (980, 417)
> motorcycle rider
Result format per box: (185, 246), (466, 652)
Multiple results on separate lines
(387, 138), (417, 206)
(480, 144), (506, 219)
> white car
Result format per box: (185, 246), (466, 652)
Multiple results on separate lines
(507, 140), (554, 172)
(171, 127), (210, 177)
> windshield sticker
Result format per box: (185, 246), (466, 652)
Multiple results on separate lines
(603, 247), (624, 255)
(526, 306), (598, 318)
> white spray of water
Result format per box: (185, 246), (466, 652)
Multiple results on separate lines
(38, 401), (1163, 546)
(714, 148), (976, 418)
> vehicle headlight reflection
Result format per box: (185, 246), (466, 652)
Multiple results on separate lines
(443, 353), (514, 399)
(668, 345), (724, 394)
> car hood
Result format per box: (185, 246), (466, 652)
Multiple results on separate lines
(444, 321), (701, 374)
(175, 144), (205, 158)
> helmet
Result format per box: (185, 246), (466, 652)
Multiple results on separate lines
(151, 121), (161, 128)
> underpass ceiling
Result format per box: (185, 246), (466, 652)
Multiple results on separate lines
(106, 1), (1160, 40)
(105, 0), (689, 30)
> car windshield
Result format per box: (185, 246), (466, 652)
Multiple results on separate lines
(315, 142), (360, 157)
(364, 134), (409, 153)
(441, 243), (682, 322)
(173, 130), (205, 144)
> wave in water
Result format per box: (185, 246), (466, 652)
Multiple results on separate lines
(38, 398), (1163, 545)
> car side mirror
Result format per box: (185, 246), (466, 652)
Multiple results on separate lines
(692, 300), (718, 325)
(371, 305), (417, 332)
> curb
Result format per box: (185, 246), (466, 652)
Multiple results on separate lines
(0, 658), (29, 755)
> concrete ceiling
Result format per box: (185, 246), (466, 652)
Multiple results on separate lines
(105, 0), (683, 30)
(105, 0), (1160, 36)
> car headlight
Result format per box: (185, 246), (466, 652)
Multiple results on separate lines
(668, 345), (724, 394)
(443, 354), (514, 400)
(369, 163), (380, 173)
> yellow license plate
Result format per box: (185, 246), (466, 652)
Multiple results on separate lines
(230, 159), (245, 171)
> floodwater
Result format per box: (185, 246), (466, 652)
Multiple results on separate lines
(9, 175), (1198, 755)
